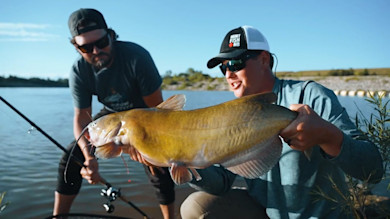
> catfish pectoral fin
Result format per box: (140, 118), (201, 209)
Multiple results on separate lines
(226, 159), (273, 179)
(169, 163), (192, 185)
(95, 142), (123, 159)
(189, 168), (202, 181)
(224, 137), (282, 178)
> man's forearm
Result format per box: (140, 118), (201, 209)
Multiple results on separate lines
(73, 107), (93, 159)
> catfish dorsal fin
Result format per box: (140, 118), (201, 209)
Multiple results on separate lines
(156, 94), (186, 110)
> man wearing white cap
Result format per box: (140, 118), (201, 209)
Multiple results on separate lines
(180, 26), (383, 218)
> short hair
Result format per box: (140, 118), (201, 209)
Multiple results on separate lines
(245, 50), (274, 69)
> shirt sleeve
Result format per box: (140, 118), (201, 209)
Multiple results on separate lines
(304, 82), (383, 183)
(134, 49), (162, 97)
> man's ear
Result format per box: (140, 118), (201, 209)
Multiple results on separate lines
(260, 51), (271, 67)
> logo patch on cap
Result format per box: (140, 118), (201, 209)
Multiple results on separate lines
(229, 34), (241, 48)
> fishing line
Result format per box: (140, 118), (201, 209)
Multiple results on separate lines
(0, 96), (150, 219)
(64, 125), (90, 183)
(120, 155), (132, 183)
(0, 96), (82, 163)
(0, 104), (33, 133)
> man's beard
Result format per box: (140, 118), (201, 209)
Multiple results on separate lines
(91, 52), (113, 70)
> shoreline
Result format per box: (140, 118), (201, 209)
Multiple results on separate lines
(286, 75), (390, 97)
(1, 75), (389, 97)
(163, 75), (390, 97)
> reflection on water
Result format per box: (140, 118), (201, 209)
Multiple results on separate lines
(0, 88), (384, 218)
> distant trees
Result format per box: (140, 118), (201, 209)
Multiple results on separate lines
(355, 68), (370, 76)
(328, 68), (375, 76)
(0, 76), (68, 87)
(328, 68), (355, 76)
(161, 68), (213, 89)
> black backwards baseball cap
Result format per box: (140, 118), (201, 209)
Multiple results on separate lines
(68, 8), (108, 37)
(207, 25), (270, 69)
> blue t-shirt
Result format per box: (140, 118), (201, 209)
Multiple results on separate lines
(189, 77), (383, 219)
(69, 41), (162, 112)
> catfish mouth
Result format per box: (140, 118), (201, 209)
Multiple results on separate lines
(88, 121), (123, 148)
(88, 122), (125, 159)
(94, 140), (124, 159)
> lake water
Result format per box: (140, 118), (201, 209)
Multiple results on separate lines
(0, 88), (385, 219)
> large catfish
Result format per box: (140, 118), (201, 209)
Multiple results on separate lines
(86, 92), (298, 184)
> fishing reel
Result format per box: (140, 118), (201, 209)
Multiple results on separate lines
(101, 185), (121, 213)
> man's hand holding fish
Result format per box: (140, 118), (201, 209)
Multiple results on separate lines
(280, 103), (344, 158)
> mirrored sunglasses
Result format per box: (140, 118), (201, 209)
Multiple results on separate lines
(219, 54), (258, 75)
(77, 33), (110, 53)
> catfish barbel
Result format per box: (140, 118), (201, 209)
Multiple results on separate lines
(86, 92), (298, 184)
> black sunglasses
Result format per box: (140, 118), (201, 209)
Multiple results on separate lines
(219, 53), (258, 75)
(77, 33), (110, 53)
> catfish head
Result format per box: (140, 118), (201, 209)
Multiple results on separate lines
(86, 95), (186, 159)
(87, 113), (130, 158)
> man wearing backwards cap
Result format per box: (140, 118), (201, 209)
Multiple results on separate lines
(53, 8), (175, 219)
(180, 26), (383, 218)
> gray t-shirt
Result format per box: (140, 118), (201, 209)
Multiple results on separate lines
(69, 41), (162, 112)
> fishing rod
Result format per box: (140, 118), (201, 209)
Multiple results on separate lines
(0, 96), (150, 219)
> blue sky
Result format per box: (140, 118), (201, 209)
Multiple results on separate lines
(0, 0), (389, 79)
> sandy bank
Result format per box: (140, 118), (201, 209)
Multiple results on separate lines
(163, 75), (390, 97)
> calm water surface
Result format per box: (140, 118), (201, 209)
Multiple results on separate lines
(0, 88), (383, 219)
